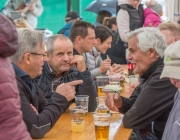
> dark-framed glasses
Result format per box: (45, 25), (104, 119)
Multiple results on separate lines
(30, 52), (47, 59)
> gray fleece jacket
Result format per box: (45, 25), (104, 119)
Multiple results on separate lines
(84, 47), (105, 78)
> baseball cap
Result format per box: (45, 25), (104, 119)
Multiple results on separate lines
(160, 41), (180, 79)
(65, 12), (82, 22)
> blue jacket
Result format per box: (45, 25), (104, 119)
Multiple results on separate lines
(57, 22), (73, 37)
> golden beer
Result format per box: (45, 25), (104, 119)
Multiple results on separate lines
(98, 86), (106, 96)
(95, 124), (109, 140)
(71, 120), (85, 132)
(97, 109), (110, 114)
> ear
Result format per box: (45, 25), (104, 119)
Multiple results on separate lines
(96, 38), (101, 44)
(46, 52), (51, 62)
(175, 37), (180, 42)
(23, 53), (31, 65)
(75, 36), (82, 44)
(149, 48), (156, 58)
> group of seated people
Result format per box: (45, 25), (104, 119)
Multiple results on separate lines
(1, 12), (180, 140)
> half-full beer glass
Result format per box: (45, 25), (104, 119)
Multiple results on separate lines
(93, 114), (111, 140)
(70, 106), (85, 132)
(96, 96), (110, 114)
(96, 76), (109, 96)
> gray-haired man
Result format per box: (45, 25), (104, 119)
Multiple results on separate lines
(36, 34), (97, 112)
(105, 27), (177, 139)
(10, 28), (83, 138)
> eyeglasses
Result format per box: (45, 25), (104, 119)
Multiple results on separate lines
(30, 52), (47, 59)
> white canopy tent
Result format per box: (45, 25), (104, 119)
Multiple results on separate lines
(142, 0), (180, 22)
(165, 0), (180, 22)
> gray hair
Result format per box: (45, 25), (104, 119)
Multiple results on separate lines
(10, 28), (44, 64)
(46, 34), (73, 55)
(127, 27), (167, 58)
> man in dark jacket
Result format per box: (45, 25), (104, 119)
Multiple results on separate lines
(36, 34), (97, 112)
(10, 28), (83, 139)
(57, 11), (82, 37)
(105, 27), (177, 140)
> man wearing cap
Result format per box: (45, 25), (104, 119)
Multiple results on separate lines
(160, 41), (180, 140)
(105, 27), (177, 140)
(57, 11), (82, 37)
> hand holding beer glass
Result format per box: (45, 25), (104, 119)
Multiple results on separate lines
(93, 114), (111, 140)
(70, 106), (85, 132)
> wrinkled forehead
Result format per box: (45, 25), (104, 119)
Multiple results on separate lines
(53, 39), (73, 51)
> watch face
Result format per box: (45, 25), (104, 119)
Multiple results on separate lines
(10, 11), (22, 20)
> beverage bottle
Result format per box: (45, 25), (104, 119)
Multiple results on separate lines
(128, 63), (134, 75)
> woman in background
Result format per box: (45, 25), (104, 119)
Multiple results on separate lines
(84, 26), (123, 78)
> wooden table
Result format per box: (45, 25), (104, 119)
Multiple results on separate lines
(33, 81), (133, 140)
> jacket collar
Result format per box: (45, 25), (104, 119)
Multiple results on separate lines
(141, 57), (163, 79)
(92, 47), (101, 57)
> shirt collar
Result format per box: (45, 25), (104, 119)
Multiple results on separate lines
(12, 63), (29, 78)
(73, 48), (80, 55)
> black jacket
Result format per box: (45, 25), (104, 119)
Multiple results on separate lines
(101, 31), (127, 64)
(119, 58), (177, 139)
(117, 4), (144, 31)
(36, 62), (98, 112)
(15, 72), (68, 139)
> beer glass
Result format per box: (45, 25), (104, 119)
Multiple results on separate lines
(70, 106), (85, 132)
(108, 75), (120, 85)
(96, 96), (110, 114)
(75, 95), (89, 113)
(129, 75), (139, 85)
(93, 114), (111, 140)
(96, 76), (109, 96)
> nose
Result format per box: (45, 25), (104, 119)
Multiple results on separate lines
(127, 51), (132, 61)
(62, 54), (69, 61)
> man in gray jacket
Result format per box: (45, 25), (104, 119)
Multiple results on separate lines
(3, 0), (43, 28)
(36, 34), (97, 112)
(160, 41), (180, 140)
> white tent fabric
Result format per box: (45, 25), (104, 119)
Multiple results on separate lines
(165, 0), (180, 22)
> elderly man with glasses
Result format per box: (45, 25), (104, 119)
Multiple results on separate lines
(10, 28), (83, 139)
(105, 27), (177, 140)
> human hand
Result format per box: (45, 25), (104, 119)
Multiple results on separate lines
(56, 80), (83, 101)
(105, 93), (122, 112)
(30, 104), (38, 115)
(70, 55), (86, 72)
(148, 23), (153, 27)
(108, 64), (124, 75)
(99, 59), (111, 74)
(28, 3), (35, 11)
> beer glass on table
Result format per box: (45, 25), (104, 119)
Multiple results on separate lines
(96, 96), (110, 114)
(96, 76), (109, 96)
(75, 95), (89, 113)
(70, 106), (85, 132)
(93, 114), (111, 140)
